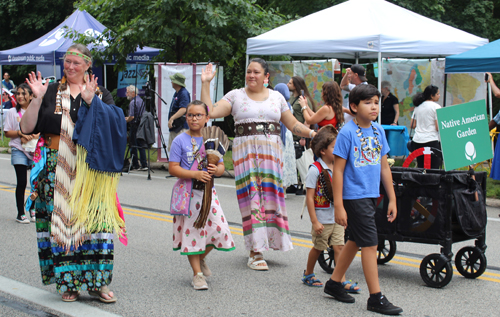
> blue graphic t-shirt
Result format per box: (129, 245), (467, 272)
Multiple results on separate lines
(333, 120), (390, 200)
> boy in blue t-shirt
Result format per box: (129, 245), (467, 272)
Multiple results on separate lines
(323, 85), (402, 315)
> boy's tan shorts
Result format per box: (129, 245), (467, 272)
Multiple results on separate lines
(311, 223), (345, 251)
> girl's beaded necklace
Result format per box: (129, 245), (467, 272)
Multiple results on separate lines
(354, 118), (382, 154)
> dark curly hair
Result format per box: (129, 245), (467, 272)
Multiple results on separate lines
(186, 100), (209, 115)
(15, 83), (33, 112)
(413, 85), (439, 107)
(311, 125), (338, 158)
(321, 81), (344, 128)
(348, 84), (381, 114)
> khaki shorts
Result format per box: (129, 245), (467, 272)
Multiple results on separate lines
(311, 223), (345, 251)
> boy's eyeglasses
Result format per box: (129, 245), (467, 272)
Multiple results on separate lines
(186, 113), (206, 119)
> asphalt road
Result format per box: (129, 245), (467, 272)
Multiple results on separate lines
(0, 152), (500, 316)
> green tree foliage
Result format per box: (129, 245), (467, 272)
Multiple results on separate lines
(0, 0), (74, 84)
(391, 0), (497, 40)
(257, 0), (341, 17)
(0, 0), (75, 50)
(75, 0), (286, 73)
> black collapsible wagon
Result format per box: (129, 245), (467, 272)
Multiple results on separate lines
(318, 167), (488, 288)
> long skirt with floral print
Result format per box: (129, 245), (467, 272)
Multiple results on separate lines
(173, 188), (235, 255)
(35, 149), (114, 294)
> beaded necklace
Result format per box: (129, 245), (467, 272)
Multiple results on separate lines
(354, 118), (382, 154)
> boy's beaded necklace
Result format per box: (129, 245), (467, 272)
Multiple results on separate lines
(354, 118), (382, 154)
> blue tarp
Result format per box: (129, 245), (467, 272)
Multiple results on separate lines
(445, 39), (499, 74)
(0, 10), (160, 66)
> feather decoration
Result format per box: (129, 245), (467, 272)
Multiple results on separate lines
(194, 126), (230, 229)
(319, 169), (334, 203)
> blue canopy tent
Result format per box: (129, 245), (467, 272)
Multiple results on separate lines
(444, 39), (500, 177)
(445, 38), (500, 74)
(443, 39), (494, 113)
(0, 9), (161, 86)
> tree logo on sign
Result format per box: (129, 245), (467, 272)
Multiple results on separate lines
(465, 141), (476, 161)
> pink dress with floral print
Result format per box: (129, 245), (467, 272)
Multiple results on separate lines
(170, 133), (235, 255)
(173, 187), (235, 254)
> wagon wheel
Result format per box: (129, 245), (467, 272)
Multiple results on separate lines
(455, 246), (487, 279)
(420, 253), (453, 288)
(318, 248), (335, 274)
(377, 240), (397, 264)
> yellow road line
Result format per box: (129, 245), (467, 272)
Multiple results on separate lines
(123, 209), (500, 283)
(123, 208), (172, 219)
(3, 188), (498, 284)
(123, 207), (313, 245)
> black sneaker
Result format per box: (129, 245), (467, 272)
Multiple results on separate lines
(286, 186), (297, 194)
(324, 279), (355, 303)
(367, 294), (403, 315)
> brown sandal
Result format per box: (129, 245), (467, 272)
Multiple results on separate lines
(61, 291), (80, 302)
(89, 285), (117, 303)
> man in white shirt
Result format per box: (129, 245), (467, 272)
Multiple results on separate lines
(340, 64), (368, 123)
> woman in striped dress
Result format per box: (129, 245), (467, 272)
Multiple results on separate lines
(200, 59), (317, 270)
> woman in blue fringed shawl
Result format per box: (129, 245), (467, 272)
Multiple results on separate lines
(20, 43), (127, 303)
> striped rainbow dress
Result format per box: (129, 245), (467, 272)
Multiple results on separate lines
(223, 88), (293, 252)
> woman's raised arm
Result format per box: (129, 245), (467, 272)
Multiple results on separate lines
(200, 63), (231, 119)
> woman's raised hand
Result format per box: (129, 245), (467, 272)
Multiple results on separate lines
(201, 63), (217, 83)
(80, 73), (98, 105)
(26, 71), (49, 99)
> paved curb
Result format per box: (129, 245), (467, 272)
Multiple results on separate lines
(486, 198), (500, 208)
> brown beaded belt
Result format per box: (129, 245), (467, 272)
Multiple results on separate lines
(45, 133), (60, 150)
(234, 122), (281, 137)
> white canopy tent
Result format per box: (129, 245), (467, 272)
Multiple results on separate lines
(246, 0), (488, 90)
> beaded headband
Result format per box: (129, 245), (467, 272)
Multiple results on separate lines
(65, 51), (91, 62)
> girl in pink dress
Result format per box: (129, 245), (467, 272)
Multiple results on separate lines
(169, 100), (235, 290)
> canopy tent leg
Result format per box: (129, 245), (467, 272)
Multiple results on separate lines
(355, 52), (359, 64)
(378, 52), (382, 124)
(104, 65), (107, 89)
(488, 82), (493, 122)
(443, 74), (448, 107)
(245, 55), (249, 84)
(53, 51), (56, 80)
(489, 82), (494, 153)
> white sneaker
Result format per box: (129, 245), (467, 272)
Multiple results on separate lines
(138, 166), (148, 171)
(16, 215), (30, 224)
(30, 210), (36, 222)
(191, 272), (208, 290)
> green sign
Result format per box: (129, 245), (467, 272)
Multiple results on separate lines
(437, 100), (492, 171)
